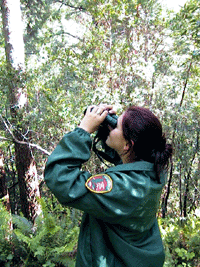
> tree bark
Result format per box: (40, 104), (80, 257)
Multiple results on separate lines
(161, 158), (173, 218)
(1, 0), (41, 222)
(179, 164), (183, 216)
(183, 130), (199, 217)
(0, 151), (7, 198)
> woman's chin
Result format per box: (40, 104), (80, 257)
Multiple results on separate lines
(105, 138), (110, 147)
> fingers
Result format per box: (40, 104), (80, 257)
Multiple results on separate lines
(98, 104), (116, 115)
(86, 104), (115, 116)
(86, 106), (103, 117)
(80, 104), (116, 134)
(90, 106), (108, 120)
(96, 109), (102, 115)
(98, 104), (113, 112)
(80, 105), (109, 134)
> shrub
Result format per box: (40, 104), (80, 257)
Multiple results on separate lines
(0, 200), (13, 266)
(159, 215), (200, 267)
(0, 198), (79, 266)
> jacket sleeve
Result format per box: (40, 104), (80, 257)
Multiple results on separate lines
(44, 128), (158, 224)
(44, 127), (93, 204)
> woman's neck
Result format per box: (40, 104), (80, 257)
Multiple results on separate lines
(121, 151), (136, 164)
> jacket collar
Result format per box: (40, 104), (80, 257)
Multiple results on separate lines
(106, 161), (154, 173)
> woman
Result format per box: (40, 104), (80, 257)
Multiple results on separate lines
(44, 104), (172, 267)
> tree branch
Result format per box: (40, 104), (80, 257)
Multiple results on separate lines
(180, 60), (193, 107)
(54, 0), (86, 11)
(0, 116), (50, 155)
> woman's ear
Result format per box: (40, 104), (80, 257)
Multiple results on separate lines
(124, 140), (134, 152)
(130, 140), (134, 147)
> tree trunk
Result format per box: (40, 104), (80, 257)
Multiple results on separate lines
(183, 131), (199, 217)
(1, 0), (41, 222)
(183, 175), (189, 218)
(179, 164), (183, 216)
(161, 158), (173, 218)
(0, 151), (7, 198)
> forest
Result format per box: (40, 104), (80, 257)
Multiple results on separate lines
(0, 0), (199, 266)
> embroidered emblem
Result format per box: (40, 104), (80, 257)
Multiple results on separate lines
(85, 174), (113, 194)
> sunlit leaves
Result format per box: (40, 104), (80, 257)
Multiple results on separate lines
(0, 0), (199, 220)
(171, 0), (200, 50)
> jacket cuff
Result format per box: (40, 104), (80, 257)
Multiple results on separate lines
(75, 127), (91, 138)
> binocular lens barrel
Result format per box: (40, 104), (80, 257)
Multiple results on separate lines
(104, 114), (118, 129)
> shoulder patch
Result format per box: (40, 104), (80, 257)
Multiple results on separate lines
(85, 174), (113, 194)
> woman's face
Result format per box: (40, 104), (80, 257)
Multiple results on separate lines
(106, 113), (128, 155)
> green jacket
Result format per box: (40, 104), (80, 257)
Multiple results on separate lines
(44, 128), (166, 267)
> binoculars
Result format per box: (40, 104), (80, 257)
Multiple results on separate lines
(84, 107), (118, 141)
(101, 112), (118, 129)
(84, 107), (120, 165)
(98, 112), (118, 141)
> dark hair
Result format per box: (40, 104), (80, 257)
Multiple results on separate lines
(122, 106), (173, 183)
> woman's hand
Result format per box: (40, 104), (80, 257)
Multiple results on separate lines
(79, 104), (114, 134)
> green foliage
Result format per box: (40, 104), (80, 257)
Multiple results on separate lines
(171, 0), (200, 48)
(21, 0), (55, 55)
(0, 0), (200, 265)
(0, 199), (79, 266)
(159, 216), (200, 267)
(0, 200), (13, 265)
